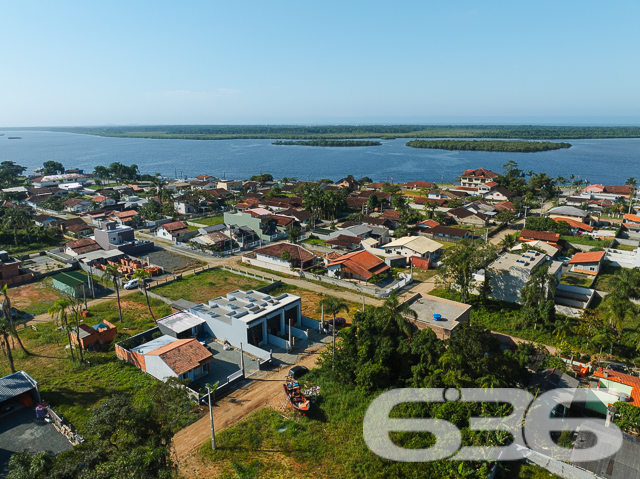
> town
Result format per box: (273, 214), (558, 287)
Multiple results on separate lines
(1, 160), (640, 478)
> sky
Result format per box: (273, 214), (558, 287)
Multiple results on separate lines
(1, 1), (639, 127)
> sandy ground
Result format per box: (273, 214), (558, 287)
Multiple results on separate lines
(172, 344), (326, 478)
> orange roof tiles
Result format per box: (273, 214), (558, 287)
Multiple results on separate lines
(520, 230), (560, 243)
(593, 367), (640, 405)
(554, 217), (594, 232)
(624, 214), (640, 223)
(569, 251), (605, 264)
(326, 249), (390, 280)
(148, 338), (213, 376)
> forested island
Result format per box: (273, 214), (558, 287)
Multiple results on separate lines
(11, 124), (640, 140)
(273, 139), (381, 147)
(406, 139), (571, 152)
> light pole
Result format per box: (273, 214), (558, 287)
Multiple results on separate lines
(206, 382), (218, 450)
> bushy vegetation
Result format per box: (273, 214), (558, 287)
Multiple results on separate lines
(407, 139), (571, 152)
(273, 139), (382, 147)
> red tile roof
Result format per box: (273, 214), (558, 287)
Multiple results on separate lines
(113, 209), (139, 219)
(460, 168), (499, 179)
(593, 367), (640, 405)
(624, 214), (640, 223)
(270, 214), (295, 227)
(381, 210), (402, 219)
(569, 251), (605, 264)
(93, 195), (109, 202)
(346, 197), (367, 208)
(604, 185), (632, 195)
(554, 217), (594, 233)
(161, 221), (190, 233)
(419, 219), (439, 228)
(148, 338), (214, 376)
(520, 230), (560, 243)
(326, 250), (390, 280)
(494, 201), (515, 212)
(252, 243), (317, 263)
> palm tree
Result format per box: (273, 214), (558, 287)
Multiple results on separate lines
(601, 294), (635, 340)
(105, 264), (124, 324)
(477, 373), (507, 388)
(133, 269), (155, 323)
(0, 315), (15, 373)
(319, 297), (350, 369)
(381, 291), (417, 338)
(48, 298), (75, 362)
(499, 233), (518, 251)
(554, 317), (574, 343)
(1, 285), (29, 355)
(1, 209), (31, 246)
(608, 268), (640, 300)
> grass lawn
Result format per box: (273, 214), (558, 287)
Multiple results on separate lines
(194, 214), (224, 226)
(0, 293), (178, 433)
(198, 372), (558, 479)
(151, 268), (268, 304)
(591, 262), (621, 293)
(301, 238), (326, 246)
(612, 243), (637, 251)
(561, 274), (593, 288)
(560, 235), (611, 249)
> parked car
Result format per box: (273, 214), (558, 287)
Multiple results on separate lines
(327, 317), (347, 329)
(123, 278), (140, 290)
(288, 365), (309, 379)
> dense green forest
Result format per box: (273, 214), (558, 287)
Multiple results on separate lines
(273, 139), (382, 147)
(10, 124), (640, 140)
(406, 139), (571, 152)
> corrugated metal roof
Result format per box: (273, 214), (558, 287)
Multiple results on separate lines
(0, 370), (38, 403)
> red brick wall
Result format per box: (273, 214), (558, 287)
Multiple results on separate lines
(115, 345), (146, 371)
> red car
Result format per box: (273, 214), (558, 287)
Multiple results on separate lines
(327, 317), (347, 328)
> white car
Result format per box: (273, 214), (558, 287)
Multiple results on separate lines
(123, 278), (140, 290)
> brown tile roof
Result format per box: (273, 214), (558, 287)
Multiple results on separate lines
(66, 238), (102, 254)
(161, 221), (189, 233)
(270, 214), (295, 227)
(405, 181), (435, 189)
(325, 235), (363, 247)
(494, 201), (515, 212)
(324, 252), (342, 261)
(252, 243), (317, 263)
(93, 195), (109, 202)
(604, 185), (632, 195)
(148, 338), (214, 376)
(419, 219), (439, 228)
(326, 250), (390, 280)
(346, 197), (367, 208)
(279, 208), (312, 222)
(569, 251), (605, 264)
(381, 210), (402, 220)
(520, 230), (561, 243)
(64, 198), (86, 207)
(113, 209), (139, 219)
(448, 207), (487, 221)
(361, 216), (393, 227)
(66, 223), (95, 234)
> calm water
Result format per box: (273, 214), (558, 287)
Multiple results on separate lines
(0, 130), (639, 185)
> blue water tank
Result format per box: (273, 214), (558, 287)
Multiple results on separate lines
(433, 314), (441, 321)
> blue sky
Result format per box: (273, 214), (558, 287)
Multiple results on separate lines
(1, 1), (639, 126)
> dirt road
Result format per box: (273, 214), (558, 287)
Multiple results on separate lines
(172, 343), (327, 477)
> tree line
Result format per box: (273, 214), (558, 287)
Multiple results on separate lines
(25, 124), (640, 140)
(407, 139), (571, 152)
(273, 140), (382, 147)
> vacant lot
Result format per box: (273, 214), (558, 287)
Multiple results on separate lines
(151, 269), (268, 304)
(140, 249), (206, 273)
(8, 278), (64, 317)
(0, 293), (175, 433)
(192, 214), (224, 226)
(267, 283), (361, 322)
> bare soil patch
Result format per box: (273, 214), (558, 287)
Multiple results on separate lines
(9, 279), (63, 314)
(141, 250), (206, 274)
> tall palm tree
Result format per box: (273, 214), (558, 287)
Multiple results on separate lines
(381, 291), (417, 338)
(105, 264), (124, 324)
(133, 269), (155, 323)
(0, 315), (15, 373)
(319, 297), (350, 369)
(499, 233), (518, 251)
(1, 285), (29, 355)
(48, 298), (75, 362)
(601, 295), (635, 340)
(1, 209), (31, 246)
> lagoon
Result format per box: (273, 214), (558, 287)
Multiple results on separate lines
(0, 130), (638, 185)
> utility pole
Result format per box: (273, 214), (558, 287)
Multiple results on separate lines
(206, 385), (217, 450)
(523, 206), (529, 222)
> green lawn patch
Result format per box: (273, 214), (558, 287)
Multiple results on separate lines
(612, 243), (637, 251)
(561, 274), (593, 288)
(560, 235), (611, 248)
(194, 214), (224, 226)
(151, 269), (268, 304)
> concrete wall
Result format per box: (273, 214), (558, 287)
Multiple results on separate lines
(242, 255), (293, 275)
(267, 333), (289, 350)
(301, 316), (321, 331)
(144, 354), (178, 381)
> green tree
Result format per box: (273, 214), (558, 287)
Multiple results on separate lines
(133, 269), (155, 323)
(105, 264), (124, 324)
(520, 263), (559, 329)
(7, 451), (55, 479)
(48, 298), (75, 362)
(42, 161), (65, 175)
(0, 314), (16, 373)
(366, 194), (380, 212)
(380, 291), (416, 338)
(319, 297), (350, 369)
(286, 224), (301, 244)
(1, 285), (29, 355)
(1, 209), (31, 246)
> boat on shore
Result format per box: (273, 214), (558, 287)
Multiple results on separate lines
(283, 381), (310, 415)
